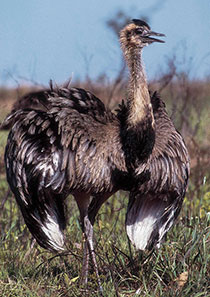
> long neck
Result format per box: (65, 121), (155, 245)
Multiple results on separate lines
(125, 46), (154, 128)
(120, 44), (155, 172)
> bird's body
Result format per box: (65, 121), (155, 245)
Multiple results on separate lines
(3, 19), (190, 288)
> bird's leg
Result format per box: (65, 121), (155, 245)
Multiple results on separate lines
(74, 193), (102, 292)
(83, 214), (102, 292)
(81, 234), (89, 284)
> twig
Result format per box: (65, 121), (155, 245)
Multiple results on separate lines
(35, 250), (82, 271)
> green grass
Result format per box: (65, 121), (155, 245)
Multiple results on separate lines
(0, 181), (210, 296)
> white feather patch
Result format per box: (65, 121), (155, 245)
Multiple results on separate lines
(156, 208), (175, 248)
(126, 197), (168, 250)
(41, 213), (65, 251)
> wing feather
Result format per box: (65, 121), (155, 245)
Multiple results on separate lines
(126, 92), (190, 251)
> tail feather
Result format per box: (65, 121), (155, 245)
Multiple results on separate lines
(126, 193), (182, 251)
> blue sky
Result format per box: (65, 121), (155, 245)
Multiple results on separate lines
(0, 0), (210, 87)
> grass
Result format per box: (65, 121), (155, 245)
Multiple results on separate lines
(0, 175), (210, 296)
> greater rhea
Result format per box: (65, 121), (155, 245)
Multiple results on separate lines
(3, 19), (189, 288)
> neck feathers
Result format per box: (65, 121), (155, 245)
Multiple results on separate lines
(125, 47), (154, 128)
(119, 36), (155, 170)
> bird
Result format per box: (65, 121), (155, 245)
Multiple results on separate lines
(3, 19), (189, 289)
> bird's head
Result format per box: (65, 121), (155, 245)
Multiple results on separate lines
(120, 19), (165, 50)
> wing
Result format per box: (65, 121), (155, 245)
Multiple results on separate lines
(5, 109), (67, 251)
(4, 85), (122, 195)
(46, 96), (126, 193)
(1, 85), (114, 129)
(5, 106), (105, 251)
(4, 87), (124, 251)
(49, 86), (113, 123)
(126, 92), (190, 251)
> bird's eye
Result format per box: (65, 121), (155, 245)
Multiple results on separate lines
(135, 28), (143, 35)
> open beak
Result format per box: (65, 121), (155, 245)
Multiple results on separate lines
(144, 31), (165, 43)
